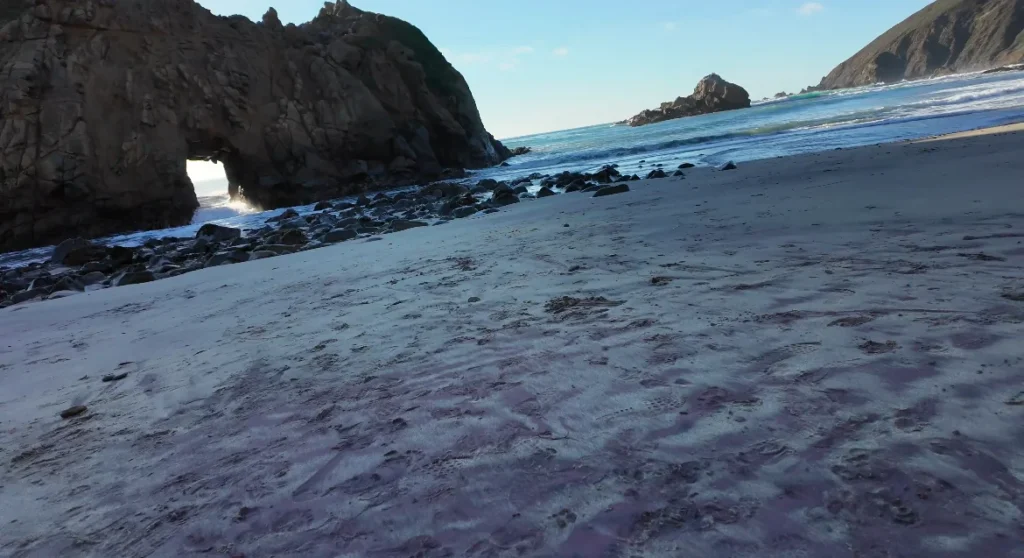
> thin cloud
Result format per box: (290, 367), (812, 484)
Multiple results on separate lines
(552, 47), (570, 57)
(662, 21), (677, 32)
(513, 46), (535, 55)
(797, 2), (823, 15)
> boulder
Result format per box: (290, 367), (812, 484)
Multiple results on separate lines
(391, 220), (429, 232)
(204, 250), (250, 267)
(324, 228), (359, 242)
(718, 161), (738, 171)
(0, 0), (511, 252)
(268, 209), (300, 223)
(52, 276), (85, 293)
(114, 271), (156, 287)
(591, 167), (621, 184)
(79, 271), (108, 285)
(51, 239), (106, 266)
(107, 246), (137, 267)
(593, 184), (631, 198)
(646, 169), (668, 179)
(452, 206), (479, 219)
(196, 224), (242, 242)
(625, 74), (750, 126)
(491, 193), (520, 207)
(279, 229), (309, 246)
(537, 187), (556, 198)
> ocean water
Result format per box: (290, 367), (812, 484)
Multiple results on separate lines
(5, 70), (1024, 267)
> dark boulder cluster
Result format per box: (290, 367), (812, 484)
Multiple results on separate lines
(0, 163), (693, 309)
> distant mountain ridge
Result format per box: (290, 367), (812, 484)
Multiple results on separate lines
(817, 0), (1024, 90)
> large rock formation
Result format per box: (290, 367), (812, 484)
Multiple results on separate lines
(0, 0), (510, 251)
(817, 0), (1024, 90)
(625, 74), (751, 127)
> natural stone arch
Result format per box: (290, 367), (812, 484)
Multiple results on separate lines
(0, 0), (509, 251)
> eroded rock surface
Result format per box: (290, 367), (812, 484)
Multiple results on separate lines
(0, 0), (509, 251)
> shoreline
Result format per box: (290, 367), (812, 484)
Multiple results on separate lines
(3, 124), (1024, 556)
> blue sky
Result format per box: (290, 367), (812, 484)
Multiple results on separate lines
(193, 0), (932, 139)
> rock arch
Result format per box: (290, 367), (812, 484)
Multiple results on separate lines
(0, 0), (509, 251)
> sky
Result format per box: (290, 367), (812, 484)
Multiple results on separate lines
(188, 0), (933, 186)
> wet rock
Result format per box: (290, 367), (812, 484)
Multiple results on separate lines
(475, 178), (499, 190)
(249, 251), (278, 261)
(719, 161), (738, 171)
(537, 187), (556, 198)
(492, 183), (515, 197)
(205, 251), (250, 268)
(114, 271), (156, 287)
(107, 246), (137, 267)
(11, 288), (47, 304)
(278, 217), (309, 230)
(678, 162), (696, 169)
(314, 201), (333, 211)
(513, 185), (529, 195)
(79, 271), (108, 285)
(196, 223), (242, 242)
(102, 373), (129, 383)
(268, 208), (300, 223)
(47, 290), (81, 300)
(279, 229), (309, 245)
(28, 275), (56, 291)
(51, 238), (94, 264)
(491, 192), (520, 206)
(564, 179), (587, 192)
(391, 220), (429, 232)
(324, 228), (358, 242)
(646, 169), (668, 179)
(591, 167), (621, 184)
(53, 276), (85, 292)
(673, 170), (685, 177)
(453, 206), (479, 219)
(593, 184), (631, 198)
(52, 238), (108, 266)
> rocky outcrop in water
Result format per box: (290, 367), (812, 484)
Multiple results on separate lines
(0, 0), (510, 251)
(817, 0), (1024, 89)
(625, 74), (751, 127)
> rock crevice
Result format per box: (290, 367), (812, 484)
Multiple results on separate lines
(0, 0), (509, 251)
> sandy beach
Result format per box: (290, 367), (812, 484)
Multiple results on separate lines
(2, 127), (1024, 557)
